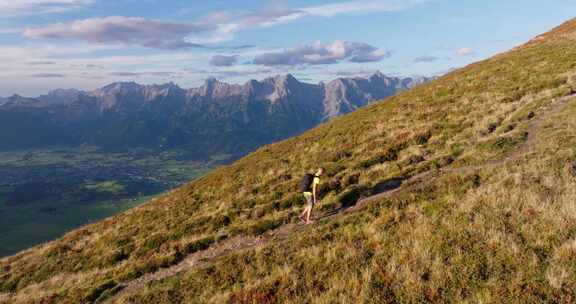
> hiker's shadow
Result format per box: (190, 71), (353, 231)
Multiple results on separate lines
(371, 177), (404, 196)
(318, 177), (405, 219)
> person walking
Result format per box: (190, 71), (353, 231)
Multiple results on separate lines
(298, 167), (324, 224)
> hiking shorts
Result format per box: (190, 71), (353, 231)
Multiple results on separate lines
(303, 192), (314, 208)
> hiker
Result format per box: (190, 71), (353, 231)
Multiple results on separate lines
(299, 167), (324, 224)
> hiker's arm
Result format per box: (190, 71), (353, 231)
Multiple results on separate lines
(313, 184), (317, 203)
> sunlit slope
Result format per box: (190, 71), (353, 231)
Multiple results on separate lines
(2, 18), (576, 303)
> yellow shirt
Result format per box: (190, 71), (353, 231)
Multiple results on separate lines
(304, 176), (320, 194)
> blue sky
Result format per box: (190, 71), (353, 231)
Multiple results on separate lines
(0, 0), (574, 96)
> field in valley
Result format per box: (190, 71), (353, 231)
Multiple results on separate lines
(0, 147), (228, 257)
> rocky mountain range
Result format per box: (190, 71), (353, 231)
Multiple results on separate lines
(0, 72), (429, 157)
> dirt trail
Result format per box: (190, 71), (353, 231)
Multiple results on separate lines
(104, 94), (576, 304)
(359, 93), (576, 206)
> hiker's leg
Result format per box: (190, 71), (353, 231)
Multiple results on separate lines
(301, 193), (312, 221)
(305, 200), (314, 223)
(300, 206), (309, 219)
(300, 194), (308, 217)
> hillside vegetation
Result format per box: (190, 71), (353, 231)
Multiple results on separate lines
(3, 19), (576, 303)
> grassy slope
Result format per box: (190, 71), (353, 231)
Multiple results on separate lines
(3, 19), (576, 303)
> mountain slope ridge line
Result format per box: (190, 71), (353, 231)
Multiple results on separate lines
(103, 93), (576, 303)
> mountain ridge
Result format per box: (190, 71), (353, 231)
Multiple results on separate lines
(3, 72), (426, 107)
(0, 72), (429, 156)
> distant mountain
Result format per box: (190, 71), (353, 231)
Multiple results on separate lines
(37, 88), (83, 105)
(0, 72), (429, 157)
(322, 71), (427, 120)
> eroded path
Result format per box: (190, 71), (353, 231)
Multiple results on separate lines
(359, 93), (576, 206)
(104, 94), (576, 303)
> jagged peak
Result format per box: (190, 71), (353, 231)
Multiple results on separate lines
(2, 94), (39, 106)
(369, 71), (397, 82)
(262, 74), (299, 85)
(278, 73), (298, 83)
(97, 81), (143, 93)
(204, 77), (219, 85)
(7, 94), (38, 101)
(243, 79), (262, 91)
(371, 70), (385, 78)
(327, 76), (353, 87)
(283, 73), (297, 81)
(147, 82), (183, 91)
(201, 77), (221, 92)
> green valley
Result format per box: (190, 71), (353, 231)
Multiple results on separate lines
(0, 148), (226, 257)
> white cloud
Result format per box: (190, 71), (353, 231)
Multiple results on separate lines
(30, 73), (66, 78)
(181, 0), (433, 45)
(253, 40), (391, 66)
(302, 0), (430, 17)
(4, 0), (434, 94)
(210, 55), (239, 67)
(456, 47), (475, 56)
(216, 0), (431, 29)
(24, 16), (216, 49)
(349, 48), (392, 63)
(22, 1), (432, 48)
(0, 0), (92, 17)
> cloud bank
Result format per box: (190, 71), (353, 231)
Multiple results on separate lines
(24, 16), (215, 49)
(31, 73), (65, 78)
(302, 0), (430, 17)
(23, 0), (432, 49)
(210, 55), (239, 67)
(0, 0), (92, 17)
(253, 41), (391, 66)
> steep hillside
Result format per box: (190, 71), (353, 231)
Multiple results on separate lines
(2, 18), (576, 303)
(0, 73), (423, 157)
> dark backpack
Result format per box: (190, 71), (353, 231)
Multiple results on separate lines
(299, 173), (315, 193)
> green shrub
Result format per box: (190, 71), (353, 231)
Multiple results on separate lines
(211, 214), (232, 230)
(105, 249), (130, 266)
(413, 130), (432, 145)
(281, 193), (305, 208)
(142, 234), (169, 252)
(184, 237), (215, 254)
(83, 280), (117, 303)
(329, 150), (352, 162)
(248, 219), (283, 236)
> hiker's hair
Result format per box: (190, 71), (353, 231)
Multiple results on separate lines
(317, 167), (325, 172)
